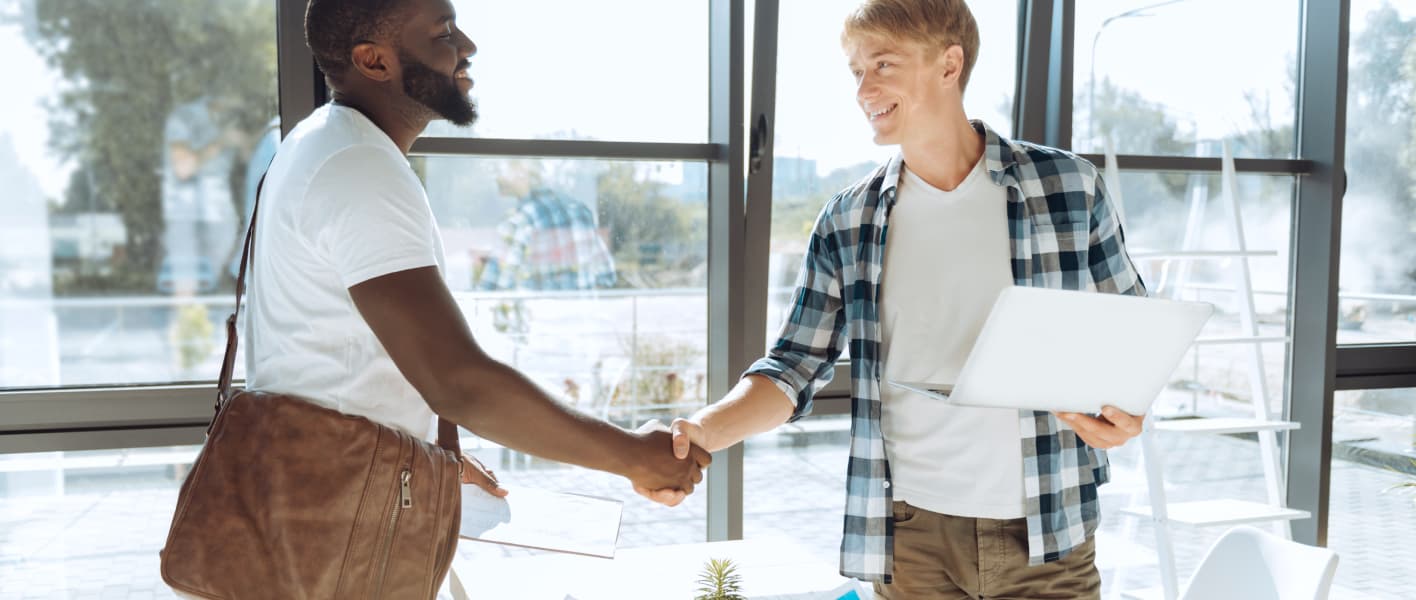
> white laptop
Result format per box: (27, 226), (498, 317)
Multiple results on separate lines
(889, 286), (1213, 415)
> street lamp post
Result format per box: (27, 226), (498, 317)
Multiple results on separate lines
(1088, 0), (1189, 150)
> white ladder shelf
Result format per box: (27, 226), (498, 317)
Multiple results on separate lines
(1105, 140), (1307, 600)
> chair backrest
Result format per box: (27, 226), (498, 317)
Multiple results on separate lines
(1179, 526), (1340, 600)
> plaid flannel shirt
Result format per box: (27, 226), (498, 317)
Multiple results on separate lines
(744, 121), (1147, 583)
(477, 189), (617, 291)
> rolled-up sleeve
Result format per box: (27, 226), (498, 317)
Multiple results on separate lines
(744, 208), (849, 421)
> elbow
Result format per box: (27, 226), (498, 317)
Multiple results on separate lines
(422, 357), (501, 422)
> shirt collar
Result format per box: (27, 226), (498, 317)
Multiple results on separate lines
(879, 120), (1020, 202)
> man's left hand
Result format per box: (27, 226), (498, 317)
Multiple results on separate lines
(462, 452), (509, 498)
(1055, 406), (1145, 449)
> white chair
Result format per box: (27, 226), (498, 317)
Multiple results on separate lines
(1179, 526), (1339, 600)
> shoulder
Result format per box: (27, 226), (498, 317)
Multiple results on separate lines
(1007, 140), (1101, 188)
(821, 161), (891, 225)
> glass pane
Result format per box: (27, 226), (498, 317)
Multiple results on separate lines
(766, 0), (1019, 348)
(1098, 173), (1299, 594)
(415, 155), (710, 544)
(423, 0), (708, 143)
(1328, 389), (1416, 598)
(1337, 0), (1416, 344)
(0, 446), (197, 596)
(1120, 173), (1294, 420)
(742, 414), (849, 566)
(0, 0), (278, 389)
(1073, 0), (1299, 158)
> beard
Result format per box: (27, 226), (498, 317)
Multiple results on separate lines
(399, 50), (477, 126)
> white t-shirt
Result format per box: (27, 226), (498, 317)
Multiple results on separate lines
(244, 104), (443, 441)
(879, 158), (1025, 519)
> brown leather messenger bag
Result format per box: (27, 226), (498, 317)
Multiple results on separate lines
(160, 175), (464, 599)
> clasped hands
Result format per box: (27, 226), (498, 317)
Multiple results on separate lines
(455, 420), (713, 507)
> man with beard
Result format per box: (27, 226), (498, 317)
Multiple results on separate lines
(242, 0), (711, 511)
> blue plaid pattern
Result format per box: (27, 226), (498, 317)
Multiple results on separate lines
(744, 121), (1146, 583)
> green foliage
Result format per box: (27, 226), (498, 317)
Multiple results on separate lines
(169, 303), (214, 373)
(608, 335), (704, 412)
(595, 163), (704, 288)
(1388, 459), (1416, 507)
(772, 160), (878, 243)
(32, 0), (277, 293)
(694, 558), (745, 600)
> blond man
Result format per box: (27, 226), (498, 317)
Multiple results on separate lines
(650, 0), (1147, 597)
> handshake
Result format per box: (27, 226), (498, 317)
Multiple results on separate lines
(458, 417), (716, 507)
(624, 418), (714, 507)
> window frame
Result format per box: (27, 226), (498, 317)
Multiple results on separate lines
(1, 0), (1385, 550)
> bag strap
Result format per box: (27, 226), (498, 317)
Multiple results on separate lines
(214, 172), (462, 456)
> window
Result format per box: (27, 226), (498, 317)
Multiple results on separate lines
(414, 97), (715, 547)
(1326, 389), (1416, 598)
(1336, 0), (1416, 344)
(1115, 172), (1294, 420)
(422, 0), (709, 143)
(1072, 0), (1299, 158)
(0, 0), (278, 389)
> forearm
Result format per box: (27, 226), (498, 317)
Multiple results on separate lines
(434, 360), (638, 479)
(688, 375), (796, 452)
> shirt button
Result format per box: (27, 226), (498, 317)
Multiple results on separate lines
(883, 481), (891, 489)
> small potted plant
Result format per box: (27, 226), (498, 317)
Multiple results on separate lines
(695, 557), (746, 600)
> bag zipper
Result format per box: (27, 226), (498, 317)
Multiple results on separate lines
(372, 467), (412, 598)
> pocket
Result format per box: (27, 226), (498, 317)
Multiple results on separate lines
(1033, 219), (1090, 288)
(890, 500), (919, 525)
(1042, 219), (1088, 254)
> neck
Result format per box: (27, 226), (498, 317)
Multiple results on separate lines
(899, 114), (985, 192)
(331, 89), (429, 155)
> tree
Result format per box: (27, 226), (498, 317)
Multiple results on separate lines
(1343, 2), (1416, 294)
(31, 0), (276, 292)
(595, 163), (703, 288)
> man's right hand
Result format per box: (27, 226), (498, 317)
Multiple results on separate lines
(627, 420), (711, 507)
(670, 418), (709, 460)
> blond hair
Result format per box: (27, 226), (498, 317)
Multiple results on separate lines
(841, 0), (981, 92)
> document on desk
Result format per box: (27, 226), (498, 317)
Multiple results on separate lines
(459, 485), (623, 558)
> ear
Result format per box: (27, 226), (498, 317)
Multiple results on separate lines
(938, 45), (966, 88)
(350, 42), (397, 83)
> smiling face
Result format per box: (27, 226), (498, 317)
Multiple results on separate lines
(846, 35), (963, 147)
(393, 0), (477, 125)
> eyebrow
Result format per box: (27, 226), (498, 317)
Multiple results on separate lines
(849, 49), (904, 68)
(435, 14), (454, 26)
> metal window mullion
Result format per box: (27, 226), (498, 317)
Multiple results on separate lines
(409, 138), (723, 162)
(0, 385), (214, 437)
(1336, 345), (1416, 390)
(277, 0), (321, 137)
(1285, 0), (1349, 548)
(705, 0), (747, 543)
(1081, 154), (1315, 175)
(1014, 0), (1074, 148)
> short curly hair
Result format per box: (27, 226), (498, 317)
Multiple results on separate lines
(304, 0), (411, 80)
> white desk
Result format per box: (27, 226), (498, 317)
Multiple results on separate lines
(448, 536), (869, 600)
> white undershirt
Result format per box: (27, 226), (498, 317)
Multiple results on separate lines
(879, 158), (1024, 519)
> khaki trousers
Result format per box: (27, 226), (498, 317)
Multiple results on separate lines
(874, 501), (1101, 600)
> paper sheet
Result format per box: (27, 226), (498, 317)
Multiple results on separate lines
(459, 485), (623, 558)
